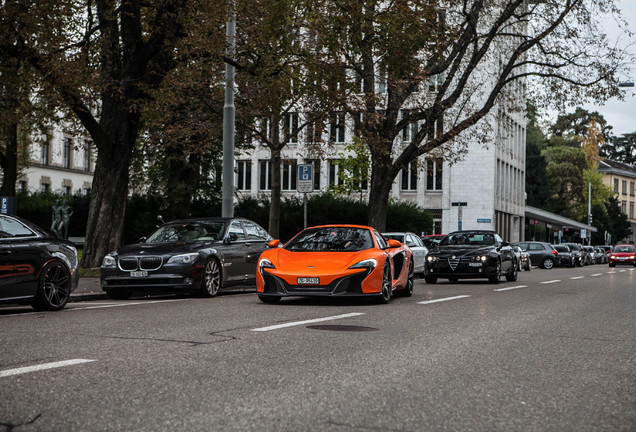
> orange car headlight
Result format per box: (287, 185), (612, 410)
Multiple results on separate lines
(348, 258), (377, 270)
(259, 258), (275, 275)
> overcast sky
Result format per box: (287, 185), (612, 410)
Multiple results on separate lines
(553, 0), (636, 137)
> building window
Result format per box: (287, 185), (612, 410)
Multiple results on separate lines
(259, 117), (270, 144)
(401, 161), (418, 191)
(237, 160), (252, 191)
(63, 186), (72, 195)
(40, 183), (50, 193)
(631, 181), (635, 196)
(83, 141), (92, 172)
(622, 180), (627, 195)
(328, 159), (341, 186)
(621, 200), (627, 214)
(330, 112), (346, 143)
(614, 179), (619, 193)
(304, 159), (321, 190)
(401, 110), (418, 143)
(283, 113), (299, 143)
(630, 202), (635, 219)
(63, 138), (72, 169)
(282, 160), (297, 191)
(426, 158), (443, 191)
(18, 181), (27, 192)
(306, 113), (323, 143)
(259, 160), (270, 191)
(41, 137), (50, 165)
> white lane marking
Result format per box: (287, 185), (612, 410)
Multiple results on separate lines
(494, 285), (527, 292)
(0, 359), (95, 378)
(541, 280), (561, 284)
(570, 276), (585, 280)
(417, 295), (471, 305)
(607, 271), (616, 274)
(590, 273), (603, 277)
(251, 312), (365, 332)
(70, 299), (185, 310)
(619, 269), (627, 272)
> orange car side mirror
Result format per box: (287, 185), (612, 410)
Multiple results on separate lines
(268, 239), (280, 248)
(387, 239), (401, 248)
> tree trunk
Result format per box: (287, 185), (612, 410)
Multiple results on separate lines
(80, 137), (133, 268)
(268, 146), (282, 239)
(0, 121), (18, 197)
(366, 155), (394, 231)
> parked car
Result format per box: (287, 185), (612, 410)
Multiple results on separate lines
(581, 246), (596, 265)
(0, 214), (79, 311)
(513, 241), (559, 269)
(608, 244), (636, 267)
(383, 232), (428, 276)
(101, 217), (272, 299)
(256, 225), (414, 303)
(562, 243), (584, 267)
(512, 246), (531, 271)
(424, 230), (517, 284)
(593, 247), (607, 264)
(552, 244), (576, 267)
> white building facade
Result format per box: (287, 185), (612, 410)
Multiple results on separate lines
(18, 127), (95, 195)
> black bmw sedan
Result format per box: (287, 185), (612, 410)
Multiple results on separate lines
(423, 230), (517, 284)
(100, 217), (272, 299)
(0, 214), (80, 311)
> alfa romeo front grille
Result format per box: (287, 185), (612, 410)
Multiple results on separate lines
(448, 257), (460, 270)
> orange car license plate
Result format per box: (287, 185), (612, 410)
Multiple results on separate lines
(297, 277), (319, 285)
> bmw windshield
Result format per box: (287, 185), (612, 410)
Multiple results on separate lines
(145, 222), (226, 243)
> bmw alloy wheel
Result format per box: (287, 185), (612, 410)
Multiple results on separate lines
(201, 259), (221, 297)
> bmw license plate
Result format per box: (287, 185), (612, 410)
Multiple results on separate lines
(297, 277), (319, 285)
(131, 271), (148, 277)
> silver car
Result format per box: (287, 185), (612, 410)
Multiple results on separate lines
(382, 232), (428, 276)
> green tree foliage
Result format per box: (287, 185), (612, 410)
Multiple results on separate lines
(525, 103), (549, 207)
(329, 137), (371, 200)
(603, 132), (636, 164)
(548, 107), (613, 147)
(542, 146), (589, 218)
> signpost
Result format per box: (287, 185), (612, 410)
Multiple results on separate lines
(451, 201), (467, 231)
(297, 164), (314, 228)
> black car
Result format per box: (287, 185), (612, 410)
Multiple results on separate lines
(100, 217), (272, 299)
(0, 214), (80, 311)
(424, 230), (517, 284)
(552, 244), (576, 267)
(562, 243), (585, 267)
(513, 241), (559, 269)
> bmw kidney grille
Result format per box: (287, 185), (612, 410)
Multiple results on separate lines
(118, 256), (163, 271)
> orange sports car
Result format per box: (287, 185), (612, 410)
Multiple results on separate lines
(256, 224), (414, 304)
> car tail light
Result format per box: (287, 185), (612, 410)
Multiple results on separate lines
(552, 250), (558, 256)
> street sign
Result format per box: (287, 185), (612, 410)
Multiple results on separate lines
(297, 164), (314, 193)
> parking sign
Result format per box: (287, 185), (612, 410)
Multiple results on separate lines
(297, 164), (314, 193)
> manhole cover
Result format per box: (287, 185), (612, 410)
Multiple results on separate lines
(306, 324), (379, 332)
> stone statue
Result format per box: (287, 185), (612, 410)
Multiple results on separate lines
(51, 200), (72, 239)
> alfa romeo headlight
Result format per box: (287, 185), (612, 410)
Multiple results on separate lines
(427, 256), (438, 263)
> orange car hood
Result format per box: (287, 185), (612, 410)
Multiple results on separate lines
(274, 249), (364, 275)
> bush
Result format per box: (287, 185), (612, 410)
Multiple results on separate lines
(14, 190), (433, 246)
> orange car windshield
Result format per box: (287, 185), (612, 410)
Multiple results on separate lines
(285, 227), (374, 252)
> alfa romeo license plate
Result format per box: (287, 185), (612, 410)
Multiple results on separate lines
(297, 277), (319, 285)
(131, 271), (148, 277)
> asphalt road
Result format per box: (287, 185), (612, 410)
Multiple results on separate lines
(1, 265), (634, 431)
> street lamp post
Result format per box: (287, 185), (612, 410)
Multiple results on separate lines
(221, 7), (236, 218)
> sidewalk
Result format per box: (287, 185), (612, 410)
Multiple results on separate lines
(71, 277), (109, 302)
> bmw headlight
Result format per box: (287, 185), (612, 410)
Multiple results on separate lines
(349, 258), (377, 270)
(167, 253), (199, 264)
(102, 254), (116, 267)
